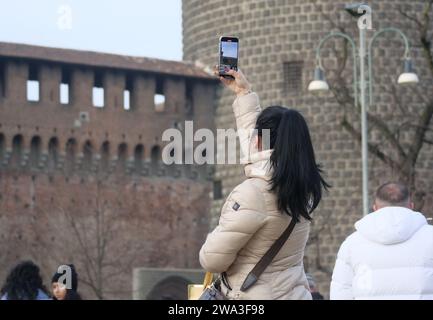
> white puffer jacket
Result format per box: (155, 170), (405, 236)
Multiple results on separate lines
(199, 92), (312, 300)
(330, 206), (433, 300)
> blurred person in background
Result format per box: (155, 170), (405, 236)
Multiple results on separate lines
(51, 264), (82, 300)
(1, 260), (50, 300)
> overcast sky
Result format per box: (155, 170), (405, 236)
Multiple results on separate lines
(0, 0), (183, 61)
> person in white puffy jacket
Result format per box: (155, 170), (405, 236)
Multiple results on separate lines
(330, 182), (433, 300)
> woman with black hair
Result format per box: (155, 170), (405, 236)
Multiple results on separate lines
(1, 260), (51, 300)
(199, 68), (330, 300)
(51, 264), (82, 300)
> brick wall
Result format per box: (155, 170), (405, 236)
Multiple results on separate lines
(0, 47), (217, 299)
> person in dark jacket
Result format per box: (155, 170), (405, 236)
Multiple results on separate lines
(51, 264), (82, 300)
(1, 260), (51, 300)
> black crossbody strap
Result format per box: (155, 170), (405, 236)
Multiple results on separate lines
(240, 217), (297, 292)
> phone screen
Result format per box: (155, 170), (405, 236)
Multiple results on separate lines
(219, 37), (238, 77)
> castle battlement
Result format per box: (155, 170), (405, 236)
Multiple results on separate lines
(0, 42), (217, 180)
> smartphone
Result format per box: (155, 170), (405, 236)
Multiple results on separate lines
(219, 36), (239, 79)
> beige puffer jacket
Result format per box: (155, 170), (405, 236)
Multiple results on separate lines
(199, 92), (312, 300)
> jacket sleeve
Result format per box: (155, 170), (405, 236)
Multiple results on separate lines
(199, 183), (267, 273)
(330, 238), (354, 300)
(232, 92), (262, 164)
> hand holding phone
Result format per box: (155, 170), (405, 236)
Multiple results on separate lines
(217, 68), (252, 97)
(219, 36), (239, 80)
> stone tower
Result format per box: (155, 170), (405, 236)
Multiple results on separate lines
(182, 0), (433, 297)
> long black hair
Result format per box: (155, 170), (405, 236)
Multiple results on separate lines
(255, 106), (330, 222)
(1, 260), (48, 300)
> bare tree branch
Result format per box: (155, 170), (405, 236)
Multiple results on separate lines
(367, 112), (408, 160)
(400, 1), (433, 73)
(397, 7), (424, 29)
(341, 117), (401, 170)
(329, 73), (408, 161)
(313, 0), (347, 33)
(389, 84), (410, 117)
(407, 99), (433, 166)
(54, 183), (146, 300)
(421, 1), (433, 74)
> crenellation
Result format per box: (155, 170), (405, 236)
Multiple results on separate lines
(0, 46), (217, 181)
(4, 60), (27, 104)
(70, 67), (93, 107)
(104, 71), (126, 110)
(164, 77), (183, 115)
(132, 74), (156, 113)
(39, 64), (61, 106)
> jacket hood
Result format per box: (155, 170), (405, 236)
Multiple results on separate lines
(355, 206), (427, 245)
(244, 149), (273, 180)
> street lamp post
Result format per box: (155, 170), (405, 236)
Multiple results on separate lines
(359, 9), (369, 218)
(308, 4), (419, 217)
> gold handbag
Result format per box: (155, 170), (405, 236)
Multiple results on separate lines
(187, 272), (213, 300)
